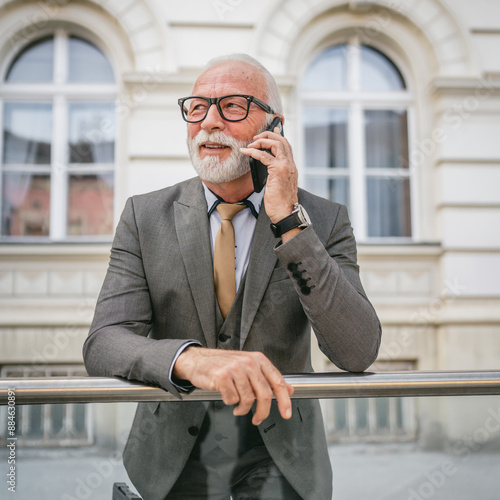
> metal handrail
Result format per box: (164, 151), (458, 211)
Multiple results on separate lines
(1, 371), (500, 405)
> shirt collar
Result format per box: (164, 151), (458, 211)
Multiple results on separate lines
(203, 183), (263, 219)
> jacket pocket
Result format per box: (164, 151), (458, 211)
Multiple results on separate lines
(145, 401), (160, 415)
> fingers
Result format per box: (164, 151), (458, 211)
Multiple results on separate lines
(176, 348), (293, 425)
(239, 127), (291, 161)
(242, 134), (291, 159)
(260, 362), (294, 423)
(230, 352), (293, 425)
(239, 146), (274, 164)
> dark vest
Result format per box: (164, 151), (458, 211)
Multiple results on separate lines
(197, 277), (264, 458)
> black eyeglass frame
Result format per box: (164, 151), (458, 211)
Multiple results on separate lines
(178, 94), (275, 123)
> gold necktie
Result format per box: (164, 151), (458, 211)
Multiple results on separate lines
(214, 203), (245, 318)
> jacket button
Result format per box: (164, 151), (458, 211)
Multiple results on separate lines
(301, 286), (311, 295)
(214, 401), (225, 410)
(297, 278), (308, 287)
(188, 426), (199, 436)
(219, 333), (230, 342)
(287, 263), (298, 272)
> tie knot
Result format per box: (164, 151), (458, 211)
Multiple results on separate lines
(216, 203), (246, 221)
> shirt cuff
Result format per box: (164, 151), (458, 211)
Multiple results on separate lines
(168, 340), (202, 393)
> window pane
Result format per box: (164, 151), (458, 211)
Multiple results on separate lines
(2, 173), (50, 236)
(301, 45), (348, 91)
(367, 177), (411, 237)
(361, 46), (405, 91)
(3, 103), (52, 164)
(68, 102), (115, 163)
(304, 107), (348, 169)
(305, 176), (349, 208)
(67, 173), (113, 236)
(365, 110), (408, 169)
(6, 37), (54, 83)
(68, 36), (114, 83)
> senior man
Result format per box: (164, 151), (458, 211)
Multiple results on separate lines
(83, 54), (381, 500)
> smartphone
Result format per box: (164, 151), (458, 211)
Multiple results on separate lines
(249, 116), (284, 193)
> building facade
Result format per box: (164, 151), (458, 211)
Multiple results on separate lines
(0, 0), (499, 447)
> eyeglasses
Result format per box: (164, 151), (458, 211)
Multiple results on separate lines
(178, 94), (274, 123)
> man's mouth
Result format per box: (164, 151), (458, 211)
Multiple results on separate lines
(201, 142), (229, 150)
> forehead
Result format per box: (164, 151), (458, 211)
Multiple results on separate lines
(192, 62), (267, 100)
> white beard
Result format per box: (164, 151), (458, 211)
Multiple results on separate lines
(187, 130), (250, 184)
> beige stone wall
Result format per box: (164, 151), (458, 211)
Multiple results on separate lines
(0, 0), (499, 443)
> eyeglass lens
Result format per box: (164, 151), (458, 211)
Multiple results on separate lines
(182, 96), (249, 122)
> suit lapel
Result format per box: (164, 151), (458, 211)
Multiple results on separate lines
(174, 179), (217, 348)
(240, 205), (278, 349)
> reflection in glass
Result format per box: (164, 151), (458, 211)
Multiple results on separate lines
(301, 45), (348, 91)
(365, 110), (408, 169)
(3, 103), (52, 164)
(367, 177), (411, 237)
(74, 404), (87, 434)
(68, 102), (115, 163)
(361, 45), (405, 91)
(27, 405), (43, 439)
(6, 37), (54, 83)
(304, 107), (348, 169)
(355, 399), (368, 430)
(68, 36), (114, 83)
(334, 399), (347, 432)
(375, 398), (389, 429)
(52, 405), (64, 435)
(67, 173), (114, 236)
(2, 173), (50, 236)
(305, 176), (349, 208)
(1, 398), (499, 498)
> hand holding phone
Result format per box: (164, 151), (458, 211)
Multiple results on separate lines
(249, 117), (284, 193)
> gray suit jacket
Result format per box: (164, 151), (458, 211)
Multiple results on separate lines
(83, 177), (381, 500)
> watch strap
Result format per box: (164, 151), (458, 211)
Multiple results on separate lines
(270, 211), (303, 238)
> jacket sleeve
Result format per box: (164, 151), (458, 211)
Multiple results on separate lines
(274, 203), (381, 372)
(82, 197), (198, 397)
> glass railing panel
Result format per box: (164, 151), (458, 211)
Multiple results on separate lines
(329, 395), (500, 500)
(1, 394), (500, 499)
(0, 401), (138, 499)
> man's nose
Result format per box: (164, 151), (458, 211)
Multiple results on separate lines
(201, 103), (226, 132)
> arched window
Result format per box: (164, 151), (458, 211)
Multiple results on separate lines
(301, 39), (413, 240)
(0, 29), (116, 241)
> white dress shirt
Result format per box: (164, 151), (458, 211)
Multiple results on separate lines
(203, 183), (264, 292)
(170, 183), (264, 391)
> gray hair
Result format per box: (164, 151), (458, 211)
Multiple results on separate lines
(204, 53), (283, 115)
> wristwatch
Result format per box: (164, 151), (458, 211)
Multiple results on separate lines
(270, 203), (311, 238)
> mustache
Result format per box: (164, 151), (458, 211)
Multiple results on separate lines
(191, 130), (248, 149)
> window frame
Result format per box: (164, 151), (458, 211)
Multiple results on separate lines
(0, 28), (117, 243)
(300, 37), (419, 242)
